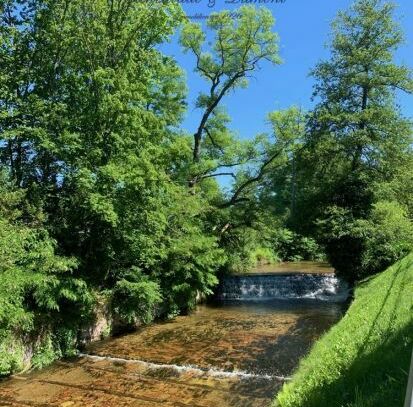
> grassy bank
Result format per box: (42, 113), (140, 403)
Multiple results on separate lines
(275, 253), (413, 407)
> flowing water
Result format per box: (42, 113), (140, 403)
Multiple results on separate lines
(215, 273), (348, 302)
(0, 268), (349, 407)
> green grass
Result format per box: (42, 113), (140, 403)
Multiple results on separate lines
(275, 253), (413, 407)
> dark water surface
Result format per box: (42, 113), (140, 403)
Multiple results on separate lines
(0, 299), (345, 407)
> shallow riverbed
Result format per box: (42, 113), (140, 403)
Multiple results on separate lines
(0, 299), (345, 407)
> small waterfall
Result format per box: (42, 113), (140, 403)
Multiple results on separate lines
(216, 273), (349, 302)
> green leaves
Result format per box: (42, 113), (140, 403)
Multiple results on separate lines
(0, 175), (88, 335)
(285, 0), (413, 280)
(0, 2), (229, 369)
(361, 201), (413, 274)
(112, 268), (162, 325)
(180, 22), (205, 57)
(181, 5), (281, 189)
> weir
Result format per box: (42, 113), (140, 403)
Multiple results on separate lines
(215, 272), (349, 302)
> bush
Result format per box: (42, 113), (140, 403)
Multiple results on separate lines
(249, 246), (280, 265)
(222, 228), (279, 273)
(316, 206), (365, 281)
(112, 268), (162, 325)
(317, 202), (413, 281)
(274, 228), (325, 262)
(361, 201), (413, 275)
(31, 335), (59, 370)
(158, 232), (223, 315)
(0, 176), (92, 375)
(0, 334), (25, 377)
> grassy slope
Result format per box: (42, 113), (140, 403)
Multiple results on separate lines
(275, 253), (413, 407)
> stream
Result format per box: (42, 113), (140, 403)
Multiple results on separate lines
(0, 265), (348, 407)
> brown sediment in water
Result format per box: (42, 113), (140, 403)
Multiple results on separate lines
(248, 261), (334, 275)
(0, 301), (345, 406)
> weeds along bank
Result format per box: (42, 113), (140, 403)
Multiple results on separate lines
(0, 292), (149, 376)
(275, 253), (413, 407)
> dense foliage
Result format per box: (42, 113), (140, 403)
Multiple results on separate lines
(0, 0), (226, 374)
(0, 172), (92, 374)
(308, 0), (413, 281)
(0, 0), (412, 375)
(0, 0), (290, 373)
(262, 0), (413, 281)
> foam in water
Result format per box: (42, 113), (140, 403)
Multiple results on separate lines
(79, 353), (290, 381)
(216, 273), (349, 302)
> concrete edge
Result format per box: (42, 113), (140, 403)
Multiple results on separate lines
(404, 347), (413, 407)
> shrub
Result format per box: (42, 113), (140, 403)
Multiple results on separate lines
(274, 228), (325, 262)
(112, 268), (162, 325)
(0, 176), (92, 375)
(249, 246), (280, 265)
(31, 335), (59, 370)
(317, 202), (413, 281)
(361, 201), (413, 275)
(316, 206), (365, 281)
(158, 232), (223, 314)
(0, 334), (25, 377)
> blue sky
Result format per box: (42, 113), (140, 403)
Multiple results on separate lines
(163, 0), (413, 140)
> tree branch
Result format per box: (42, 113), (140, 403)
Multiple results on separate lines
(200, 172), (236, 180)
(218, 144), (299, 209)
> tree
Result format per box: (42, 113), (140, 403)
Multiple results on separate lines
(0, 171), (91, 375)
(258, 107), (306, 219)
(180, 6), (281, 191)
(300, 0), (413, 279)
(310, 0), (412, 178)
(0, 0), (224, 322)
(213, 107), (307, 270)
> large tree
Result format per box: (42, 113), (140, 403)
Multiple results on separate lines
(180, 6), (281, 194)
(0, 0), (224, 321)
(297, 0), (413, 279)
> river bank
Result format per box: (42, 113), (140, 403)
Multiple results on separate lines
(0, 284), (346, 406)
(275, 253), (413, 407)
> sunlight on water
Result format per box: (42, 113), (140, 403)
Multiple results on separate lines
(0, 272), (348, 407)
(79, 353), (289, 381)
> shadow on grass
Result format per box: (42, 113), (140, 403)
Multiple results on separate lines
(295, 260), (413, 407)
(303, 320), (412, 407)
(357, 260), (409, 357)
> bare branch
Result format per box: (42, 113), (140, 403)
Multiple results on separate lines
(218, 143), (302, 209)
(200, 172), (236, 180)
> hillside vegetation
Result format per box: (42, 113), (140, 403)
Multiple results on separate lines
(275, 253), (413, 407)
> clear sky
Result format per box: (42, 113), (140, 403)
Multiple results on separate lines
(163, 0), (413, 141)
